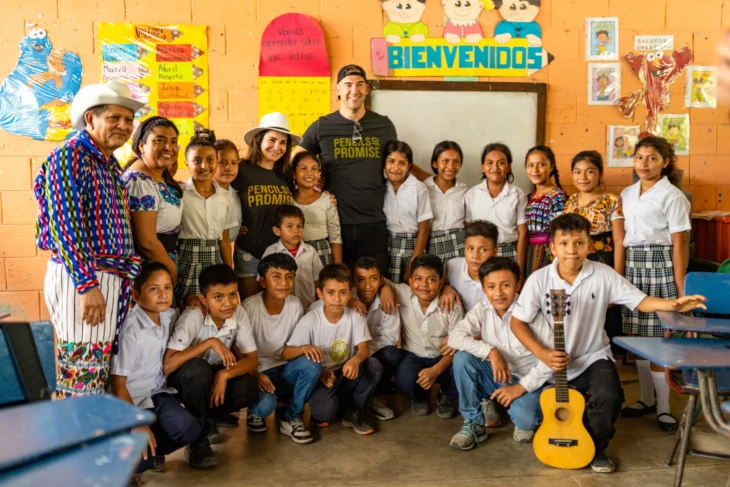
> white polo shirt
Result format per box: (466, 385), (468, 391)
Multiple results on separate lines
(167, 305), (257, 365)
(243, 292), (304, 372)
(448, 301), (553, 393)
(446, 257), (486, 312)
(621, 177), (691, 247)
(464, 181), (527, 244)
(513, 259), (646, 380)
(395, 283), (464, 359)
(261, 239), (324, 311)
(384, 174), (433, 234)
(179, 178), (237, 240)
(424, 176), (469, 232)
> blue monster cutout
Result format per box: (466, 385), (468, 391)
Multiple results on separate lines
(0, 28), (83, 141)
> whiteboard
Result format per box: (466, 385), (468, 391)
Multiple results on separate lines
(371, 88), (540, 194)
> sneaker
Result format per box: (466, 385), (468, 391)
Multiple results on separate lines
(449, 420), (488, 451)
(186, 439), (217, 469)
(411, 401), (429, 416)
(280, 417), (314, 444)
(342, 409), (375, 435)
(437, 393), (457, 419)
(150, 454), (165, 472)
(368, 397), (395, 420)
(513, 428), (535, 443)
(482, 399), (502, 427)
(591, 450), (616, 473)
(217, 412), (239, 427)
(247, 413), (267, 433)
(207, 423), (221, 444)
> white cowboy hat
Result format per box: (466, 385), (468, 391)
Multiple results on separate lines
(243, 112), (302, 146)
(70, 80), (145, 129)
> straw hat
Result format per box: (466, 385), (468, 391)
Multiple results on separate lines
(70, 80), (145, 129)
(243, 112), (302, 146)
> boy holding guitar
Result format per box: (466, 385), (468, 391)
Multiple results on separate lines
(510, 214), (706, 473)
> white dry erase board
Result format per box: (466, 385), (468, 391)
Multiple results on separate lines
(368, 81), (546, 194)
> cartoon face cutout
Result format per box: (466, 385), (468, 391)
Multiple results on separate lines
(497, 0), (540, 22)
(21, 28), (52, 56)
(442, 0), (485, 21)
(382, 0), (427, 23)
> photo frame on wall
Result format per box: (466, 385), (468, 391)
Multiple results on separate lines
(588, 63), (621, 106)
(607, 125), (640, 167)
(685, 66), (717, 108)
(658, 113), (690, 155)
(586, 17), (619, 61)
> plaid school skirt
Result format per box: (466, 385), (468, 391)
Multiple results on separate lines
(622, 245), (677, 337)
(428, 228), (466, 265)
(306, 238), (334, 266)
(388, 231), (417, 283)
(497, 241), (518, 261)
(176, 239), (223, 305)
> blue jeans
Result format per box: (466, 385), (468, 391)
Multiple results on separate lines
(395, 351), (457, 402)
(453, 351), (543, 430)
(308, 358), (383, 423)
(249, 356), (322, 420)
(372, 345), (404, 395)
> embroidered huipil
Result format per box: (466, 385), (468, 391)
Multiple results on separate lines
(34, 130), (141, 293)
(526, 187), (567, 234)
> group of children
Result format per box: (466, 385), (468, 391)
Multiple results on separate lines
(116, 115), (708, 477)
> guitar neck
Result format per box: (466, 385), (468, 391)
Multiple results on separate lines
(553, 311), (569, 403)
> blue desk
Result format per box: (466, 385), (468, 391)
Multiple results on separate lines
(658, 311), (730, 335)
(613, 337), (730, 370)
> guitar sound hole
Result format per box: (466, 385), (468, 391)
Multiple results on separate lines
(554, 407), (571, 422)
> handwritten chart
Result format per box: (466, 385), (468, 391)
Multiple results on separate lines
(98, 22), (209, 163)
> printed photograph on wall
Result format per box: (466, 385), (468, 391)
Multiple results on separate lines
(586, 17), (618, 61)
(588, 63), (620, 106)
(685, 66), (717, 108)
(658, 114), (690, 155)
(607, 125), (640, 167)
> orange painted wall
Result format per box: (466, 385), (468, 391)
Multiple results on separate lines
(0, 0), (728, 320)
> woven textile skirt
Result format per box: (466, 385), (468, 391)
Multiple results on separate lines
(176, 239), (223, 305)
(427, 228), (466, 266)
(388, 231), (418, 283)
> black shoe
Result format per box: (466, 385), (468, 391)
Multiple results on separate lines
(657, 412), (678, 434)
(342, 409), (375, 435)
(591, 450), (616, 473)
(207, 422), (221, 444)
(437, 393), (457, 419)
(217, 412), (239, 427)
(150, 454), (165, 472)
(186, 439), (217, 469)
(620, 400), (656, 418)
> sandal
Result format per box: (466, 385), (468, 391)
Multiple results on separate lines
(621, 400), (657, 418)
(657, 412), (678, 434)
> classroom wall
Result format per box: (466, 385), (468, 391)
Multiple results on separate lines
(0, 0), (728, 320)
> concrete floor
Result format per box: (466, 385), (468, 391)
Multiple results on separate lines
(139, 363), (730, 487)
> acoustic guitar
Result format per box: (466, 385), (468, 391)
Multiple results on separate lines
(533, 289), (595, 469)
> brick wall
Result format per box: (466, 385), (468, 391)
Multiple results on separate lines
(0, 0), (728, 320)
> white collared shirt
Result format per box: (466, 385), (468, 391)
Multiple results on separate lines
(621, 177), (691, 247)
(243, 292), (304, 372)
(513, 259), (646, 380)
(424, 176), (469, 232)
(111, 305), (178, 408)
(464, 181), (527, 244)
(167, 306), (257, 365)
(384, 174), (433, 234)
(395, 283), (464, 359)
(448, 301), (553, 392)
(179, 178), (237, 240)
(261, 240), (324, 311)
(446, 257), (486, 312)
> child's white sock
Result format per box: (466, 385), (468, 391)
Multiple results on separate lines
(629, 359), (656, 409)
(652, 370), (676, 423)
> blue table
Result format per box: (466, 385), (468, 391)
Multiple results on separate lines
(658, 311), (730, 335)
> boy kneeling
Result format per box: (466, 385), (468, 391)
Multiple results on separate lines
(448, 257), (553, 450)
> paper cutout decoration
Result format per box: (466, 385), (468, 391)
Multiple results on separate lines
(586, 18), (618, 61)
(618, 47), (693, 136)
(588, 63), (620, 106)
(607, 125), (640, 167)
(442, 0), (493, 44)
(634, 35), (673, 52)
(685, 66), (717, 108)
(658, 114), (690, 155)
(0, 27), (83, 141)
(382, 0), (429, 43)
(493, 0), (542, 47)
(258, 13), (330, 138)
(98, 22), (209, 164)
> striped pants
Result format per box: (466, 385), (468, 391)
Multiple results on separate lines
(44, 261), (132, 398)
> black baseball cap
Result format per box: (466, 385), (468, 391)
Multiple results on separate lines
(337, 64), (367, 84)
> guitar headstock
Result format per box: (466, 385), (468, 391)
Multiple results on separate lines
(547, 289), (569, 321)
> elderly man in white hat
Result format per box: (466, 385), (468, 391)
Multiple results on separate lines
(34, 80), (144, 398)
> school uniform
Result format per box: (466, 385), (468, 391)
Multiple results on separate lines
(394, 283), (465, 403)
(111, 305), (202, 473)
(286, 307), (382, 424)
(445, 257), (486, 313)
(448, 301), (553, 430)
(244, 292), (321, 420)
(620, 177), (691, 336)
(294, 193), (342, 265)
(513, 258), (647, 452)
(166, 306), (259, 421)
(424, 177), (469, 264)
(464, 181), (527, 261)
(384, 174), (434, 283)
(261, 239), (324, 311)
(176, 179), (237, 304)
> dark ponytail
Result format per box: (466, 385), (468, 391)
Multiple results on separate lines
(526, 145), (561, 188)
(186, 128), (217, 158)
(125, 116), (182, 198)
